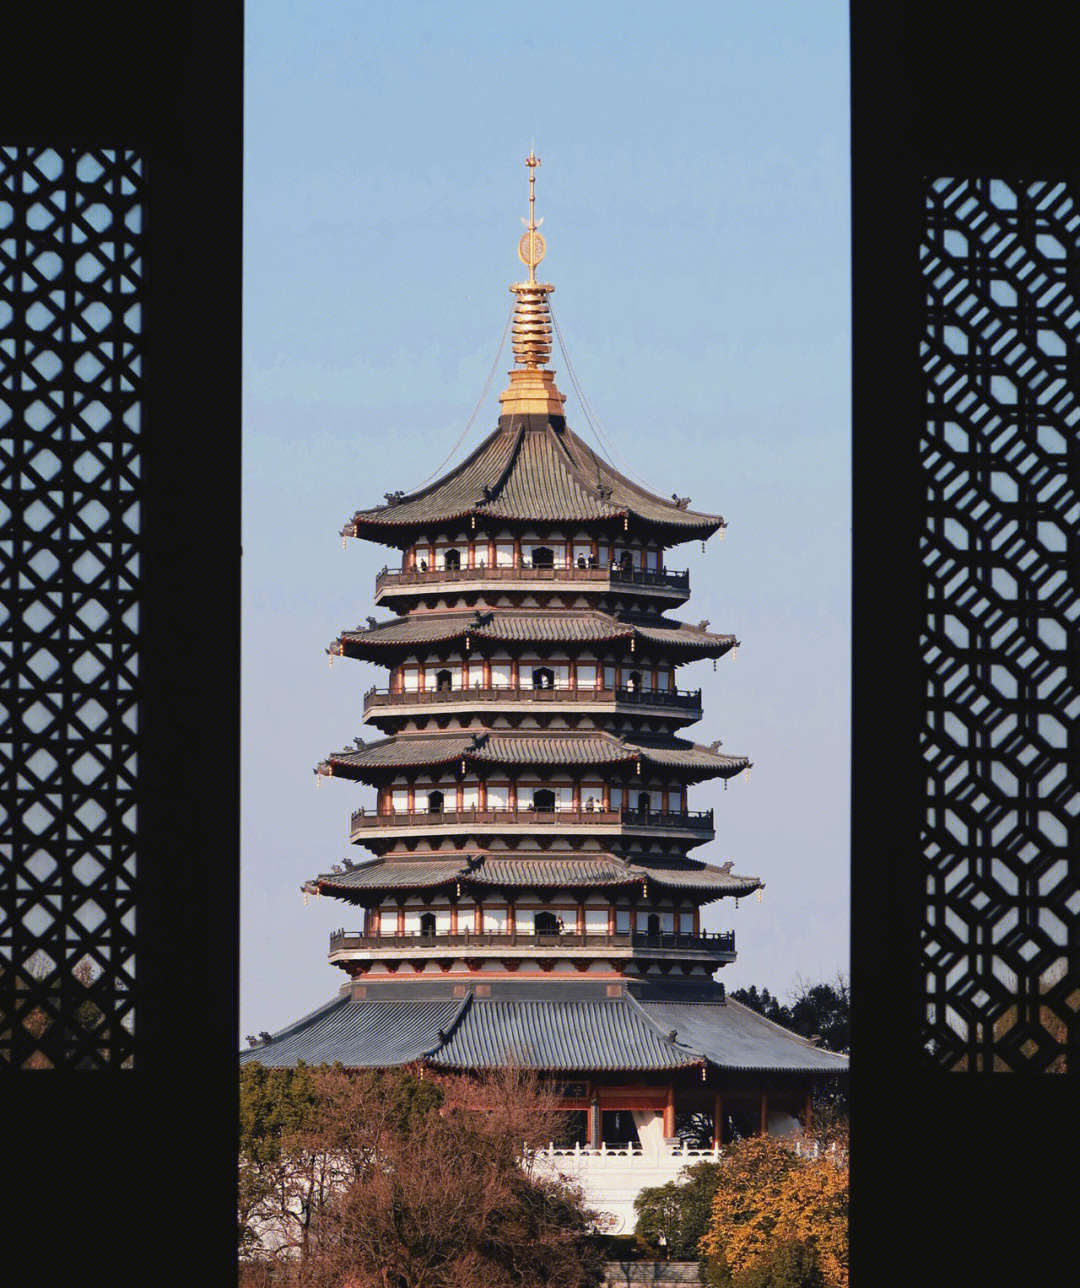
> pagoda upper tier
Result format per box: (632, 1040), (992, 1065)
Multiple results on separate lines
(344, 414), (724, 549)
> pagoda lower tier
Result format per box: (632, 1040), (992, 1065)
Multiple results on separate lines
(305, 848), (763, 978)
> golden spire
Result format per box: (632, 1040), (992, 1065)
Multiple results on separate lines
(499, 149), (566, 416)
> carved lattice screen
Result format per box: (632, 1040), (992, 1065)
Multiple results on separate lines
(0, 146), (142, 1068)
(921, 178), (1080, 1071)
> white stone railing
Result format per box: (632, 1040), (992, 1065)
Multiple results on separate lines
(535, 1139), (723, 1165)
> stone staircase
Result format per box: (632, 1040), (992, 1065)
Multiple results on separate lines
(603, 1261), (703, 1287)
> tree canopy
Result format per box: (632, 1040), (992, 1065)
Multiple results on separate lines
(700, 1133), (848, 1288)
(239, 1062), (604, 1288)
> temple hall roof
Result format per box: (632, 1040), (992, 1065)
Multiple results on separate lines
(239, 982), (848, 1076)
(346, 416), (724, 546)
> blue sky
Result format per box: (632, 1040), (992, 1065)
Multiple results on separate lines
(242, 1), (850, 1039)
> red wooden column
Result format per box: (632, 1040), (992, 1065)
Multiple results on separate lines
(664, 1085), (676, 1138)
(572, 779), (581, 811)
(576, 902), (585, 936)
(713, 1093), (723, 1148)
(450, 903), (458, 934)
(760, 1092), (769, 1135)
(589, 1094), (601, 1149)
(474, 902), (483, 933)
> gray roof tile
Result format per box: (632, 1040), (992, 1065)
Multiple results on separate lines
(428, 997), (699, 1071)
(633, 997), (850, 1073)
(349, 419), (722, 540)
(239, 995), (468, 1068)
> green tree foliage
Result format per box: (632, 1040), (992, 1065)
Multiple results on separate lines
(731, 973), (848, 1053)
(633, 1160), (721, 1260)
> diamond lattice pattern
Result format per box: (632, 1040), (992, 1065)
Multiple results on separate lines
(1, 147), (141, 1068)
(921, 178), (1079, 1072)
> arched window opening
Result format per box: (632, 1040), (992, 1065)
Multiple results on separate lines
(419, 912), (436, 937)
(530, 546), (554, 569)
(628, 670), (643, 693)
(647, 912), (661, 937)
(427, 790), (444, 813)
(435, 669), (452, 693)
(618, 550), (633, 572)
(532, 667), (554, 690)
(637, 791), (651, 814)
(443, 549), (461, 570)
(534, 910), (560, 936)
(533, 788), (556, 812)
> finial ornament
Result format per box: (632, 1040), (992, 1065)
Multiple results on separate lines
(499, 150), (564, 413)
(518, 149), (546, 282)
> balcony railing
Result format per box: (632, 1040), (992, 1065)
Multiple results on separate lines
(329, 928), (735, 954)
(363, 684), (703, 715)
(348, 805), (714, 836)
(375, 564), (689, 594)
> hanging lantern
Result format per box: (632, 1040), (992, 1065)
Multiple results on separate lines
(756, 889), (763, 903)
(744, 768), (750, 783)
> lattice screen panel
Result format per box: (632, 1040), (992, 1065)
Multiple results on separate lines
(921, 178), (1080, 1071)
(1, 147), (141, 1067)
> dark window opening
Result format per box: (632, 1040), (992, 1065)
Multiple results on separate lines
(533, 788), (556, 811)
(628, 670), (643, 692)
(535, 910), (560, 935)
(602, 1110), (641, 1147)
(419, 912), (436, 937)
(532, 667), (554, 690)
(435, 669), (452, 693)
(637, 792), (651, 814)
(618, 550), (633, 571)
(443, 549), (461, 569)
(530, 546), (554, 568)
(647, 912), (661, 936)
(427, 790), (444, 813)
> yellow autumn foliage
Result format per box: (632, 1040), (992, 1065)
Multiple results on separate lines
(700, 1134), (848, 1288)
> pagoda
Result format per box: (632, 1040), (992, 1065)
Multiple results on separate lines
(242, 153), (846, 1230)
